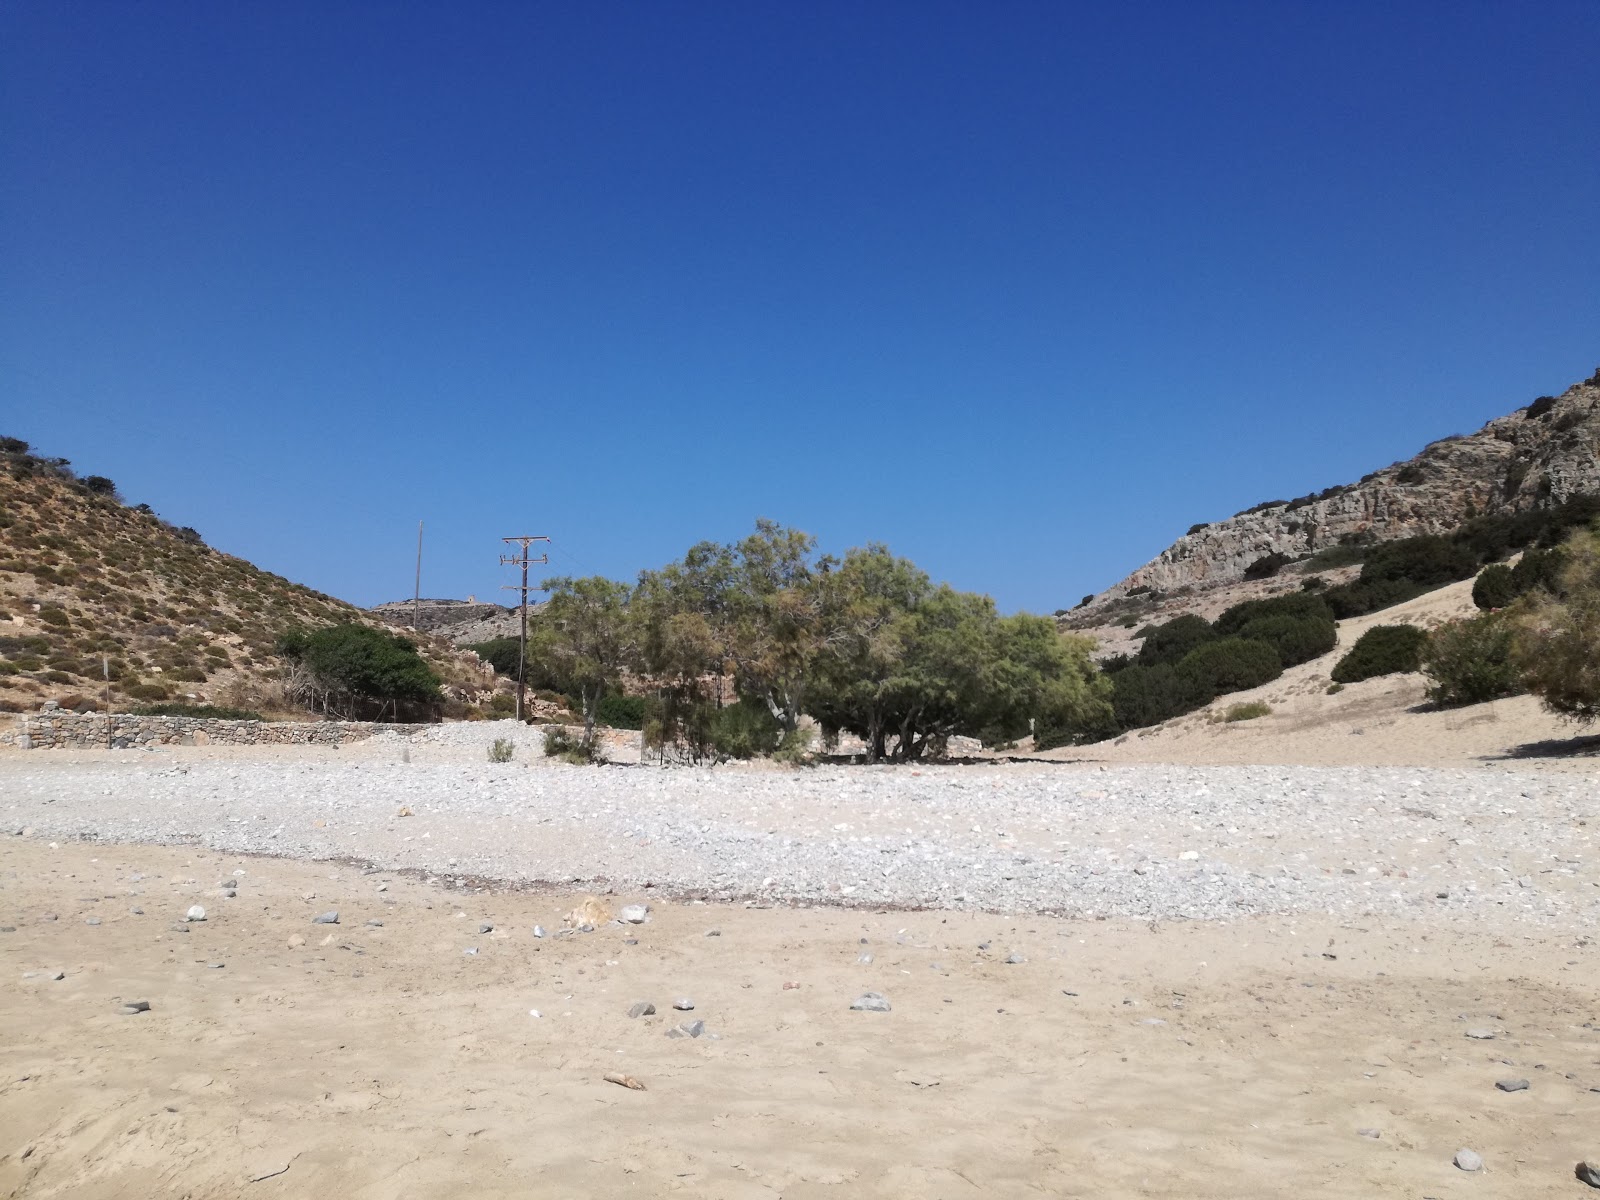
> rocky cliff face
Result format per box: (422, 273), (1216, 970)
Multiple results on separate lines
(1084, 369), (1600, 607)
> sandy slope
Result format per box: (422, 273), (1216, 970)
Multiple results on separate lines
(1052, 576), (1600, 770)
(5, 838), (1600, 1199)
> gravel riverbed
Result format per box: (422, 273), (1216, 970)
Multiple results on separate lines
(2, 729), (1596, 926)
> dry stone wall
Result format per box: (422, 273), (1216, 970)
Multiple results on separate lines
(1, 711), (428, 751)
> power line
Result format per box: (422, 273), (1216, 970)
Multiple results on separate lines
(500, 536), (550, 723)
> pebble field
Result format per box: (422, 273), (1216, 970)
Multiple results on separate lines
(2, 722), (1595, 928)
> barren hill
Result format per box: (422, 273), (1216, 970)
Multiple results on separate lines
(1078, 367), (1600, 615)
(0, 440), (497, 717)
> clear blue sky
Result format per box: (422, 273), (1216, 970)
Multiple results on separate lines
(3, 2), (1597, 614)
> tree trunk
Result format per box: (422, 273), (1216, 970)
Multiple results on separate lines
(582, 684), (599, 745)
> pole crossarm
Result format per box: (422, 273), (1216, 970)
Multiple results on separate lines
(499, 535), (552, 722)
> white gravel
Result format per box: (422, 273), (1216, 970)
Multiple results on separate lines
(2, 733), (1597, 926)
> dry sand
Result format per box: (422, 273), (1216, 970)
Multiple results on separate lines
(4, 837), (1599, 1198)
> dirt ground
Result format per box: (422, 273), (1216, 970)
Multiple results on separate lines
(4, 838), (1598, 1199)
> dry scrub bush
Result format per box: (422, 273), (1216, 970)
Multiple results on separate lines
(1512, 529), (1600, 724)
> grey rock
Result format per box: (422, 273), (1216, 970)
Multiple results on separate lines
(120, 1000), (151, 1014)
(666, 1020), (705, 1038)
(851, 992), (891, 1012)
(857, 952), (874, 964)
(1495, 1078), (1530, 1092)
(628, 1001), (656, 1019)
(1357, 1128), (1381, 1139)
(168, 922), (190, 933)
(577, 923), (595, 933)
(85, 917), (101, 926)
(185, 905), (206, 922)
(1006, 952), (1026, 964)
(704, 928), (721, 937)
(312, 912), (339, 924)
(619, 904), (650, 924)
(1454, 1148), (1484, 1172)
(366, 919), (384, 927)
(1465, 1028), (1497, 1040)
(207, 962), (225, 969)
(672, 998), (694, 1011)
(532, 925), (547, 938)
(478, 923), (493, 934)
(129, 907), (143, 915)
(1577, 1160), (1600, 1188)
(51, 971), (65, 981)
(463, 947), (479, 955)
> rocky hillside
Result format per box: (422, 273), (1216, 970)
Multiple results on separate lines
(369, 598), (532, 645)
(1079, 367), (1600, 612)
(0, 439), (499, 717)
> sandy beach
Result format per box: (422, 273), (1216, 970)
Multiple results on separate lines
(3, 831), (1599, 1198)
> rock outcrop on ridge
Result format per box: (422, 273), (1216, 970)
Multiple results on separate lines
(1081, 368), (1600, 610)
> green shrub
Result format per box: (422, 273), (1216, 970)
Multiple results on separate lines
(1508, 530), (1600, 724)
(1235, 614), (1338, 667)
(595, 691), (648, 730)
(1214, 592), (1334, 636)
(1222, 701), (1271, 722)
(1322, 576), (1429, 620)
(1359, 535), (1479, 589)
(1306, 543), (1369, 569)
(543, 725), (603, 764)
(1422, 614), (1522, 707)
(1110, 662), (1193, 730)
(1300, 575), (1327, 591)
(1330, 624), (1428, 683)
(469, 637), (522, 677)
(276, 623), (440, 719)
(1325, 681), (1344, 694)
(1511, 547), (1564, 595)
(708, 700), (782, 759)
(1136, 614), (1215, 666)
(488, 738), (514, 763)
(1176, 638), (1281, 703)
(771, 727), (814, 764)
(1243, 552), (1294, 580)
(127, 702), (263, 720)
(1472, 563), (1517, 610)
(486, 692), (515, 715)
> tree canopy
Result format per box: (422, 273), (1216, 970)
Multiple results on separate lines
(276, 623), (440, 720)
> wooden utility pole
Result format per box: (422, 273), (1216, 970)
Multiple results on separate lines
(500, 536), (550, 722)
(413, 521), (424, 631)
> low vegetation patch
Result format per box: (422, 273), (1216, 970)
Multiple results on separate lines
(127, 703), (264, 720)
(1222, 701), (1271, 722)
(1423, 614), (1522, 707)
(1330, 625), (1429, 684)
